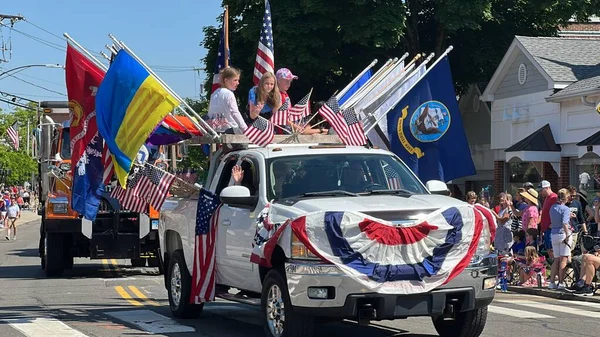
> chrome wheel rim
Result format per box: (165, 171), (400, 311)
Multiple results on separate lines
(266, 284), (285, 337)
(170, 262), (182, 307)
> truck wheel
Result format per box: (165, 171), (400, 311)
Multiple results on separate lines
(44, 233), (65, 277)
(131, 258), (146, 267)
(261, 269), (314, 337)
(432, 306), (488, 337)
(168, 250), (203, 318)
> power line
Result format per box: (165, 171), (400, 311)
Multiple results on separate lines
(0, 97), (36, 111)
(6, 73), (66, 96)
(23, 18), (64, 41)
(1, 23), (65, 52)
(0, 90), (38, 103)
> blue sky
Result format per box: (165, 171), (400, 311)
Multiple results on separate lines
(0, 0), (222, 111)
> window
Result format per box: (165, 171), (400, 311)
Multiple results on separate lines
(518, 63), (527, 85)
(239, 157), (259, 196)
(266, 154), (427, 201)
(215, 156), (238, 196)
(60, 128), (71, 160)
(574, 154), (600, 196)
(506, 162), (541, 195)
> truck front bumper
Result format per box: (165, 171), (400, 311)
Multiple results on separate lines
(285, 254), (497, 319)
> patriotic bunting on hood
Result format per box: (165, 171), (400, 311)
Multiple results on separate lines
(251, 204), (489, 295)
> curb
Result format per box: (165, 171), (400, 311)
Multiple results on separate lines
(506, 285), (600, 303)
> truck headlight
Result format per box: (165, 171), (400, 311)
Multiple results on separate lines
(291, 233), (320, 260)
(52, 203), (68, 214)
(59, 162), (71, 171)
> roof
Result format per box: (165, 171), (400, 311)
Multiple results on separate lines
(577, 129), (600, 146)
(505, 124), (561, 152)
(547, 74), (600, 100)
(516, 36), (600, 83)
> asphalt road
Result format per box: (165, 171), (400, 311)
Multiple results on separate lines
(0, 219), (598, 337)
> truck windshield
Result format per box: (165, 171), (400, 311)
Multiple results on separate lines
(60, 128), (71, 160)
(266, 154), (428, 201)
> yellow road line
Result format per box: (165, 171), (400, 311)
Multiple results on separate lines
(128, 286), (160, 306)
(114, 286), (143, 306)
(102, 259), (112, 272)
(110, 259), (119, 266)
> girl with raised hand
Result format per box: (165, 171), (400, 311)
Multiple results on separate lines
(248, 72), (281, 120)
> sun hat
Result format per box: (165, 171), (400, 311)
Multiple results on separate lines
(520, 188), (539, 206)
(276, 68), (298, 80)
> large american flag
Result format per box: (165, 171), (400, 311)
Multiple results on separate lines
(244, 117), (274, 147)
(288, 91), (311, 122)
(340, 107), (366, 146)
(383, 164), (402, 190)
(110, 168), (145, 213)
(270, 97), (289, 126)
(137, 163), (176, 211)
(211, 18), (228, 94)
(253, 0), (274, 85)
(191, 188), (221, 303)
(317, 96), (347, 140)
(6, 121), (18, 151)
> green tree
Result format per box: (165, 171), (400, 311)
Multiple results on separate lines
(0, 103), (38, 186)
(201, 0), (600, 98)
(178, 98), (211, 173)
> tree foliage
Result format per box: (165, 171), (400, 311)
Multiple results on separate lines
(201, 0), (600, 100)
(0, 103), (38, 186)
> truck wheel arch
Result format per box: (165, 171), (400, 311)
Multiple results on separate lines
(163, 230), (184, 288)
(259, 245), (286, 284)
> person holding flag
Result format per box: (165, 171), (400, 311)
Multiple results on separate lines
(248, 72), (281, 121)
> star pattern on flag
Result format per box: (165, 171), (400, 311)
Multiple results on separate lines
(196, 188), (220, 235)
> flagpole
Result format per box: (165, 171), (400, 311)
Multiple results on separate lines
(335, 58), (378, 101)
(224, 6), (229, 68)
(363, 46), (454, 135)
(26, 119), (30, 156)
(109, 35), (219, 138)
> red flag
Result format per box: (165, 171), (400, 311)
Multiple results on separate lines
(66, 43), (105, 174)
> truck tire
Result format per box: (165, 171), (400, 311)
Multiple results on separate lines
(261, 269), (314, 337)
(44, 233), (65, 277)
(167, 250), (203, 318)
(432, 306), (488, 337)
(131, 258), (147, 267)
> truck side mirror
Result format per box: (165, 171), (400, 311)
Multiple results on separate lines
(220, 186), (258, 209)
(426, 180), (449, 195)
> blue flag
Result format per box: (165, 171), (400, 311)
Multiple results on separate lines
(338, 69), (373, 106)
(387, 56), (475, 183)
(72, 132), (105, 220)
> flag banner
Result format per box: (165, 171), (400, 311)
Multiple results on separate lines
(6, 121), (19, 150)
(191, 188), (221, 303)
(387, 56), (475, 182)
(244, 117), (274, 147)
(147, 116), (202, 146)
(252, 204), (488, 295)
(250, 204), (291, 267)
(317, 96), (348, 141)
(212, 16), (228, 94)
(110, 168), (146, 213)
(337, 69), (373, 106)
(358, 61), (405, 110)
(270, 98), (289, 126)
(288, 91), (311, 122)
(253, 0), (274, 85)
(96, 49), (179, 188)
(102, 144), (114, 185)
(137, 163), (176, 211)
(340, 107), (366, 146)
(66, 43), (107, 221)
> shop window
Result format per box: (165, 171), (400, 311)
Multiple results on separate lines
(574, 153), (600, 195)
(506, 162), (541, 195)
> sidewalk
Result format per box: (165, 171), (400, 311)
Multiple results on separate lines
(506, 285), (600, 303)
(0, 210), (40, 229)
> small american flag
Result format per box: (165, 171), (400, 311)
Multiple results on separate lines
(6, 121), (18, 151)
(317, 96), (348, 140)
(253, 0), (274, 85)
(211, 16), (229, 94)
(244, 117), (274, 147)
(110, 168), (146, 213)
(191, 188), (222, 303)
(340, 107), (366, 146)
(137, 163), (176, 211)
(270, 98), (289, 126)
(102, 143), (114, 185)
(383, 164), (402, 190)
(288, 91), (311, 122)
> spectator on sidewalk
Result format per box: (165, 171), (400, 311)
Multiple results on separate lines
(519, 188), (539, 231)
(4, 197), (20, 241)
(548, 188), (573, 290)
(465, 191), (477, 205)
(510, 188), (528, 231)
(568, 250), (600, 296)
(567, 185), (587, 253)
(492, 192), (513, 254)
(540, 180), (558, 258)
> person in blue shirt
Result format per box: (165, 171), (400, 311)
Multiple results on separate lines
(248, 72), (281, 121)
(548, 188), (573, 290)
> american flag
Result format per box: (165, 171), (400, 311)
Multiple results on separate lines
(253, 0), (274, 85)
(244, 117), (274, 147)
(191, 188), (221, 303)
(317, 96), (348, 140)
(137, 163), (176, 211)
(288, 91), (311, 122)
(110, 168), (146, 213)
(340, 107), (366, 146)
(211, 18), (228, 94)
(6, 121), (18, 151)
(383, 164), (402, 190)
(270, 97), (289, 126)
(102, 144), (114, 185)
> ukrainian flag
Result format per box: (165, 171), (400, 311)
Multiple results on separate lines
(96, 50), (178, 188)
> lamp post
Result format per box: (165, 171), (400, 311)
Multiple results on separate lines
(0, 63), (63, 79)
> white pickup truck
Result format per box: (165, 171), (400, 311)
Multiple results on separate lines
(159, 143), (497, 337)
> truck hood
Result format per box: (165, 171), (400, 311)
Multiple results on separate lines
(270, 194), (466, 224)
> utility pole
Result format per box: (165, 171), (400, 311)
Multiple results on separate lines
(0, 14), (24, 63)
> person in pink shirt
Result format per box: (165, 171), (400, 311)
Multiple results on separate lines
(520, 188), (540, 230)
(540, 180), (558, 258)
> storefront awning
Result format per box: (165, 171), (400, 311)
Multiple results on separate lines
(504, 124), (561, 162)
(576, 130), (600, 146)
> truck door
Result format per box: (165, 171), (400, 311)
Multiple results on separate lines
(215, 155), (263, 292)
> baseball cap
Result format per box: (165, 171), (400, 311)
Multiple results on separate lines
(523, 182), (534, 189)
(276, 68), (298, 80)
(540, 180), (551, 188)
